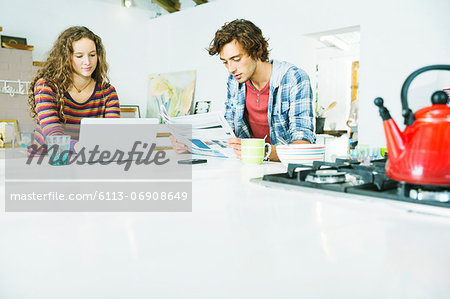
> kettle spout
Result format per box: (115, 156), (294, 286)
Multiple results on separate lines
(374, 97), (405, 160)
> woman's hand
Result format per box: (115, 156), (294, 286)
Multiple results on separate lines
(73, 141), (80, 154)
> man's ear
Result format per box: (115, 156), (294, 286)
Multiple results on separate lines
(257, 43), (264, 58)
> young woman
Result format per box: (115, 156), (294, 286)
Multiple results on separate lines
(28, 26), (120, 155)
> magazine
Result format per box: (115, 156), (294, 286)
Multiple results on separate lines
(160, 105), (236, 158)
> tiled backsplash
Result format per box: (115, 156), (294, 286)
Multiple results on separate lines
(0, 47), (38, 133)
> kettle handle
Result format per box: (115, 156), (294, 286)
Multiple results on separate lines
(401, 64), (450, 126)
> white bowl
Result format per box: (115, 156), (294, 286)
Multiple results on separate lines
(276, 144), (326, 165)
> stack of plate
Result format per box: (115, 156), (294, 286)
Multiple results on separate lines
(276, 144), (326, 165)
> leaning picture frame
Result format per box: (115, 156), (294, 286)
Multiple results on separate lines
(120, 105), (141, 118)
(0, 119), (21, 147)
(1, 35), (27, 46)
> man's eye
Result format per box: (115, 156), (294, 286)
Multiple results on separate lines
(234, 58), (240, 62)
(222, 61), (228, 65)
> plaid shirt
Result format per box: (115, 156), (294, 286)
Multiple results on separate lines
(224, 59), (315, 144)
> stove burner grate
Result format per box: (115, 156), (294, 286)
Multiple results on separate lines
(399, 183), (450, 202)
(305, 170), (346, 184)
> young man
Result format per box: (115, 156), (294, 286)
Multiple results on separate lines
(208, 19), (315, 161)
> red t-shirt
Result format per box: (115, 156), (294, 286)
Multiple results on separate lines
(244, 80), (271, 140)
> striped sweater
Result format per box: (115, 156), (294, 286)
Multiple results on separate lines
(29, 78), (120, 154)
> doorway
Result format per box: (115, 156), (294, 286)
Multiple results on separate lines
(306, 26), (360, 135)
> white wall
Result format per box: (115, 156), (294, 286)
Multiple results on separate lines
(0, 0), (153, 106)
(2, 0), (449, 147)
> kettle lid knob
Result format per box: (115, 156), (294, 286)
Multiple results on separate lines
(431, 90), (448, 105)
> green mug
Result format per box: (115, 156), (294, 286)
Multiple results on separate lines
(241, 138), (271, 164)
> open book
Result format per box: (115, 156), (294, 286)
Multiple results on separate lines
(160, 105), (236, 158)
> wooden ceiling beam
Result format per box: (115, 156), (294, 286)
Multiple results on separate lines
(192, 0), (208, 4)
(153, 0), (180, 13)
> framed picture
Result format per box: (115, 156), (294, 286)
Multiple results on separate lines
(194, 101), (211, 114)
(0, 119), (21, 147)
(120, 105), (141, 118)
(1, 35), (27, 46)
(146, 70), (196, 120)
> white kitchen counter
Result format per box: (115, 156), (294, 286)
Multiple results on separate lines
(0, 152), (449, 298)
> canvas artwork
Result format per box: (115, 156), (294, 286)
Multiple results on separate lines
(146, 70), (196, 121)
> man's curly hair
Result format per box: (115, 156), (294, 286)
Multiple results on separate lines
(208, 19), (269, 61)
(28, 26), (109, 122)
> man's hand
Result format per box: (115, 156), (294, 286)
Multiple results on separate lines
(169, 135), (190, 154)
(227, 137), (242, 159)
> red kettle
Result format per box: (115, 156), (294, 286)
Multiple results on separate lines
(374, 64), (450, 186)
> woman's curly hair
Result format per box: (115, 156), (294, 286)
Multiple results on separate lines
(28, 26), (109, 122)
(208, 19), (269, 61)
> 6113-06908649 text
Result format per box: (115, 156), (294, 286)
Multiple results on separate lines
(9, 191), (189, 201)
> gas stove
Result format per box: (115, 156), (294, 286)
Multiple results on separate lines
(261, 159), (450, 209)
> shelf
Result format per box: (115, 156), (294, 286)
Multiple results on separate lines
(323, 130), (348, 137)
(1, 42), (34, 51)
